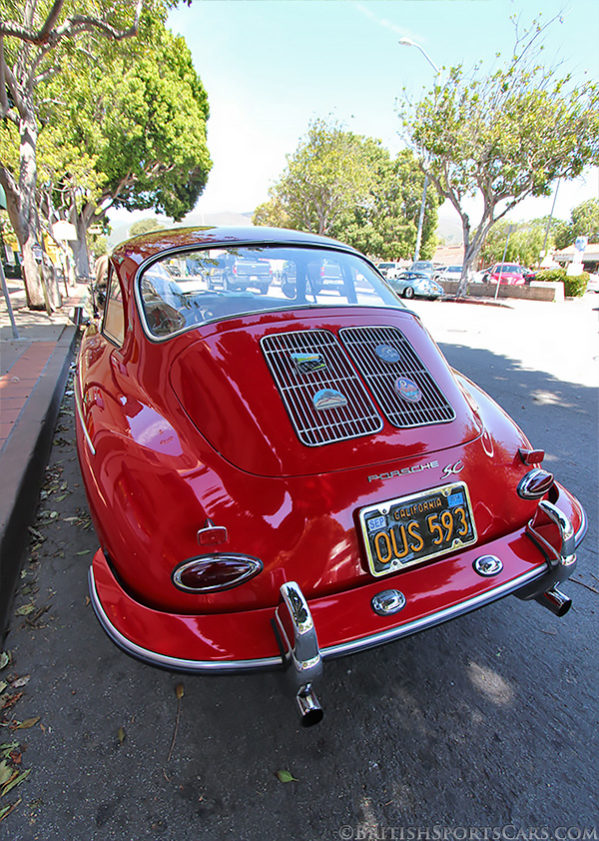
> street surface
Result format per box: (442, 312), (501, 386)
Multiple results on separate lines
(2, 295), (598, 840)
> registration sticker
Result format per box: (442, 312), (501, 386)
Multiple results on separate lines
(359, 482), (477, 577)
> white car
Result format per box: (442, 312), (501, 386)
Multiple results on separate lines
(435, 265), (463, 282)
(377, 261), (402, 279)
(586, 272), (599, 293)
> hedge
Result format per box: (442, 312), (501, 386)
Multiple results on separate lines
(563, 272), (588, 298)
(534, 268), (567, 283)
(533, 267), (588, 297)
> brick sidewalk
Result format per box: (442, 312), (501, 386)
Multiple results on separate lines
(0, 278), (86, 635)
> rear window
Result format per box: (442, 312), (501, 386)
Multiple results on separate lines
(138, 245), (402, 338)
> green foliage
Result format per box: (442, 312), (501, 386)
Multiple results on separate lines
(331, 148), (438, 260)
(128, 218), (168, 237)
(40, 24), (211, 221)
(534, 267), (588, 297)
(254, 118), (375, 236)
(534, 268), (566, 283)
(398, 15), (599, 291)
(252, 120), (437, 259)
(563, 272), (588, 298)
(481, 217), (556, 266)
(554, 198), (599, 250)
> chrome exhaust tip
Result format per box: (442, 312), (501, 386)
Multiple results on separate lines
(535, 587), (572, 617)
(296, 684), (323, 727)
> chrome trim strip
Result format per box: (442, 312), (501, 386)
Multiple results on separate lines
(132, 241), (403, 344)
(88, 567), (281, 673)
(574, 504), (588, 548)
(89, 565), (544, 675)
(320, 567), (544, 661)
(74, 386), (95, 456)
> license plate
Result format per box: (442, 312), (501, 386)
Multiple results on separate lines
(359, 482), (477, 577)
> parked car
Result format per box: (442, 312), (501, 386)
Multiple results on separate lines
(586, 272), (599, 293)
(388, 270), (444, 299)
(435, 265), (463, 282)
(377, 261), (402, 279)
(207, 254), (273, 294)
(76, 226), (586, 726)
(409, 260), (435, 276)
(483, 263), (526, 285)
(280, 258), (344, 297)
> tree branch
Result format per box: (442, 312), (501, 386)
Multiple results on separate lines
(0, 1), (143, 46)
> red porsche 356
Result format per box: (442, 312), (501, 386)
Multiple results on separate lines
(76, 227), (586, 725)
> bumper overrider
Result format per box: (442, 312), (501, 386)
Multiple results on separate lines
(89, 499), (587, 726)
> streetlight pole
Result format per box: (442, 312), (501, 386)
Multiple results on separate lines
(398, 38), (439, 263)
(540, 179), (560, 265)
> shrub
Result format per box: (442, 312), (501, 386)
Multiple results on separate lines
(563, 272), (588, 298)
(534, 268), (566, 283)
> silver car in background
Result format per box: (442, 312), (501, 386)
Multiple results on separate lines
(387, 270), (444, 300)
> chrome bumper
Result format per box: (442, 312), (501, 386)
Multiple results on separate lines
(274, 582), (323, 726)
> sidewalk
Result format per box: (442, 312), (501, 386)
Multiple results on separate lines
(0, 276), (86, 636)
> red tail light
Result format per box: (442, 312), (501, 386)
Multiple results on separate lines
(518, 448), (545, 465)
(172, 554), (262, 593)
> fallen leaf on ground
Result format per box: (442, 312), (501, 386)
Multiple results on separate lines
(276, 769), (298, 783)
(16, 717), (40, 730)
(1, 768), (30, 797)
(15, 604), (35, 616)
(0, 762), (12, 786)
(117, 726), (126, 744)
(0, 797), (22, 822)
(175, 684), (184, 700)
(11, 677), (30, 689)
(0, 743), (19, 759)
(0, 692), (23, 711)
(0, 653), (10, 671)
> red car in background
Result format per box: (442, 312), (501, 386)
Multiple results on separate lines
(76, 227), (586, 726)
(484, 263), (527, 284)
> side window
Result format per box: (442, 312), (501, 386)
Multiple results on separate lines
(102, 268), (125, 346)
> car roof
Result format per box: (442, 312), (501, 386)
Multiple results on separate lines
(111, 226), (359, 268)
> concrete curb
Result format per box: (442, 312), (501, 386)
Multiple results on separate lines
(0, 324), (78, 639)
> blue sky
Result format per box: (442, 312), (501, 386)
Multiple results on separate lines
(112, 0), (599, 234)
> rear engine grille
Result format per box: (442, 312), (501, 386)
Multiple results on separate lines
(339, 325), (455, 428)
(261, 330), (383, 446)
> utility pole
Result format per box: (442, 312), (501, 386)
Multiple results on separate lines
(398, 39), (440, 262)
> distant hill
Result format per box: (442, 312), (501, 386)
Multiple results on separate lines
(108, 205), (463, 249)
(436, 202), (463, 244)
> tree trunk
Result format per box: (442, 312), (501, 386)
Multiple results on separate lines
(457, 215), (487, 297)
(70, 201), (96, 278)
(21, 232), (49, 310)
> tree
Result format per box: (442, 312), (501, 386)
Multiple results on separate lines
(480, 217), (555, 266)
(554, 198), (599, 250)
(399, 16), (599, 295)
(253, 119), (376, 236)
(253, 120), (437, 260)
(0, 1), (170, 309)
(128, 218), (168, 237)
(43, 23), (211, 275)
(331, 147), (438, 260)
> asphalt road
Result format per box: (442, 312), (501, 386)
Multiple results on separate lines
(2, 296), (598, 840)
